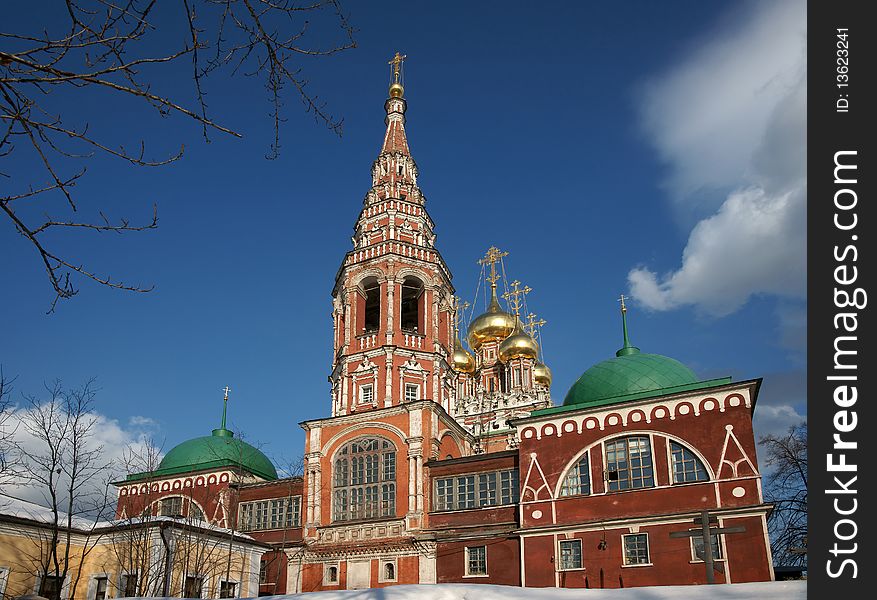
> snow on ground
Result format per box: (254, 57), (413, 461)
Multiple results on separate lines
(253, 581), (806, 600)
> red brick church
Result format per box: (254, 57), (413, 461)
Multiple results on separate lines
(115, 54), (775, 593)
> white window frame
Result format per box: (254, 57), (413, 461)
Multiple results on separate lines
(35, 571), (69, 600)
(0, 567), (10, 600)
(621, 533), (652, 566)
(217, 578), (239, 599)
(378, 558), (398, 583)
(118, 571), (139, 597)
(323, 563), (340, 586)
(464, 545), (488, 577)
(182, 574), (206, 599)
(359, 384), (374, 405)
(557, 538), (583, 571)
(689, 530), (725, 563)
(86, 573), (110, 600)
(404, 383), (420, 402)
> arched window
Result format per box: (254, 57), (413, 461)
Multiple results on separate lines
(559, 452), (591, 496)
(333, 438), (396, 522)
(670, 441), (710, 483)
(400, 276), (424, 332)
(605, 436), (654, 491)
(362, 277), (381, 333)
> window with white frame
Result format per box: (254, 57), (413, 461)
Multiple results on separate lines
(359, 384), (374, 404)
(691, 531), (723, 561)
(0, 568), (11, 600)
(465, 545), (487, 576)
(605, 436), (654, 491)
(379, 560), (397, 582)
(623, 533), (650, 565)
(324, 564), (339, 584)
(219, 580), (237, 598)
(120, 573), (138, 597)
(434, 470), (518, 511)
(238, 496), (301, 531)
(160, 495), (183, 517)
(92, 576), (108, 600)
(183, 575), (204, 598)
(333, 437), (396, 521)
(404, 383), (419, 402)
(559, 539), (583, 570)
(670, 441), (710, 483)
(39, 574), (65, 600)
(559, 452), (591, 496)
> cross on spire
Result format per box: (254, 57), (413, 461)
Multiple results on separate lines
(616, 293), (640, 357)
(478, 246), (508, 288)
(389, 52), (406, 84)
(502, 280), (531, 316)
(220, 386), (231, 430)
(452, 296), (470, 342)
(618, 293), (629, 313)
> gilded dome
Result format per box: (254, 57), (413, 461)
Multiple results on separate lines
(451, 341), (477, 374)
(533, 362), (553, 387)
(389, 82), (404, 98)
(498, 318), (539, 362)
(467, 289), (516, 349)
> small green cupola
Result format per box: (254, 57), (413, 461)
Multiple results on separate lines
(563, 296), (698, 407)
(132, 387), (278, 481)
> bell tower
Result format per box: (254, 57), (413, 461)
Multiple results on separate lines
(329, 53), (456, 417)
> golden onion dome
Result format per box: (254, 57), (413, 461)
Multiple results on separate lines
(498, 318), (539, 362)
(533, 362), (553, 387)
(467, 289), (516, 350)
(451, 340), (477, 374)
(389, 82), (404, 98)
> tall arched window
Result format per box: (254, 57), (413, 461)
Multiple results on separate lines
(333, 438), (396, 522)
(400, 276), (424, 332)
(559, 451), (591, 496)
(361, 277), (381, 333)
(605, 436), (654, 491)
(670, 441), (710, 483)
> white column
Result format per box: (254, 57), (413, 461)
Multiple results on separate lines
(416, 455), (424, 512)
(408, 455), (416, 511)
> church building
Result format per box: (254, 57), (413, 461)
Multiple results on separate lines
(114, 54), (775, 594)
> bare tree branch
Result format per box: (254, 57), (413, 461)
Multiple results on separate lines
(2, 0), (356, 311)
(759, 423), (807, 568)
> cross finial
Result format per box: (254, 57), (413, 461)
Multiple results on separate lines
(523, 313), (546, 338)
(502, 280), (531, 316)
(478, 246), (508, 288)
(220, 386), (231, 430)
(616, 294), (640, 357)
(618, 294), (628, 313)
(389, 52), (407, 84)
(452, 296), (470, 330)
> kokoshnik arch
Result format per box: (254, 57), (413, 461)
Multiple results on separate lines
(113, 54), (775, 593)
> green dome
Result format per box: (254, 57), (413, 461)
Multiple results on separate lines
(158, 428), (277, 480)
(563, 352), (698, 406)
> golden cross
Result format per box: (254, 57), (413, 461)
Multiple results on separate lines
(618, 293), (629, 313)
(502, 280), (531, 316)
(389, 52), (407, 83)
(478, 246), (508, 287)
(223, 385), (231, 401)
(523, 313), (546, 337)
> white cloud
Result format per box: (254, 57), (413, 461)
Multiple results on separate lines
(629, 0), (806, 317)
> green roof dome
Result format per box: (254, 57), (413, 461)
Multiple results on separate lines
(563, 352), (697, 406)
(158, 428), (278, 480)
(563, 297), (698, 407)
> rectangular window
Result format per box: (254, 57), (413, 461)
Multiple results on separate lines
(606, 436), (654, 491)
(559, 539), (583, 570)
(465, 546), (487, 576)
(359, 384), (374, 404)
(692, 532), (723, 561)
(381, 483), (395, 516)
(405, 383), (419, 402)
(433, 470), (518, 511)
(93, 577), (108, 600)
(219, 581), (237, 598)
(121, 574), (138, 597)
(259, 561), (267, 585)
(623, 534), (650, 565)
(325, 564), (339, 584)
(183, 576), (203, 599)
(40, 575), (64, 600)
(383, 451), (396, 480)
(160, 496), (183, 517)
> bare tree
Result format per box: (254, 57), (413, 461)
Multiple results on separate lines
(13, 379), (115, 600)
(759, 422), (807, 568)
(0, 366), (20, 489)
(1, 1), (355, 311)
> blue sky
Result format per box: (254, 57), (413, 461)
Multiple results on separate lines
(1, 1), (806, 473)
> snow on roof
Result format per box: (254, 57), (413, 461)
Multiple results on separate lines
(248, 581), (806, 600)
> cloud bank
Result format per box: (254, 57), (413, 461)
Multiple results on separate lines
(629, 0), (806, 317)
